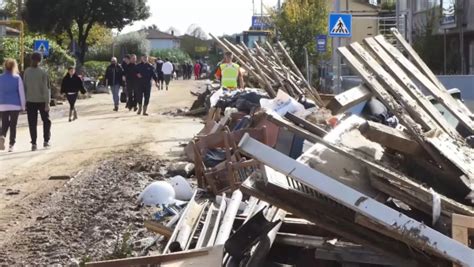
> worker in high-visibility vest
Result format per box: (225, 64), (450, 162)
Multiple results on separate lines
(215, 52), (244, 89)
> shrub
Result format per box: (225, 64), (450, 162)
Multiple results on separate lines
(150, 48), (191, 64)
(83, 61), (109, 78)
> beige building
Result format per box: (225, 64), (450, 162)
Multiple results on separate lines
(329, 0), (381, 44)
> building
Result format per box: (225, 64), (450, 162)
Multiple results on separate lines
(404, 0), (474, 74)
(330, 0), (381, 44)
(143, 29), (181, 50)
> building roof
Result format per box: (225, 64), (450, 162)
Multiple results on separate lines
(142, 29), (180, 40)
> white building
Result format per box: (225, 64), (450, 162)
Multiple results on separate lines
(143, 29), (181, 50)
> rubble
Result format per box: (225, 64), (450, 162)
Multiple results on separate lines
(21, 29), (474, 267)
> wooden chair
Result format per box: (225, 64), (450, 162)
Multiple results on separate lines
(192, 127), (268, 194)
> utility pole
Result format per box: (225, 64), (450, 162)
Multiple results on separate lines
(332, 0), (341, 93)
(459, 0), (465, 74)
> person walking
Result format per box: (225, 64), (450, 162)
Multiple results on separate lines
(105, 57), (125, 111)
(194, 61), (201, 80)
(0, 59), (25, 152)
(136, 55), (158, 116)
(61, 67), (86, 122)
(125, 54), (140, 111)
(215, 52), (245, 90)
(162, 58), (174, 91)
(23, 52), (52, 151)
(156, 57), (164, 90)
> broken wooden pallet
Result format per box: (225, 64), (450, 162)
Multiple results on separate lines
(338, 35), (474, 200)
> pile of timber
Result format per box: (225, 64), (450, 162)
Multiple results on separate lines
(86, 29), (474, 267)
(209, 33), (324, 107)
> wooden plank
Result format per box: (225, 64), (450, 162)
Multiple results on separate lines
(390, 28), (474, 118)
(241, 42), (276, 97)
(239, 136), (474, 266)
(338, 46), (450, 171)
(241, 172), (428, 266)
(376, 34), (474, 135)
(326, 84), (372, 114)
(275, 233), (399, 266)
(364, 37), (462, 140)
(285, 112), (328, 137)
(144, 221), (173, 238)
(359, 121), (423, 156)
(276, 41), (324, 106)
(452, 214), (474, 229)
(349, 42), (438, 132)
(267, 114), (474, 217)
(85, 248), (210, 267)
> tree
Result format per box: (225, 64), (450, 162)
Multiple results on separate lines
(165, 27), (180, 36)
(186, 24), (208, 40)
(23, 0), (150, 64)
(271, 0), (328, 68)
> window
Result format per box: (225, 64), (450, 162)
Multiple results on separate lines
(416, 0), (440, 12)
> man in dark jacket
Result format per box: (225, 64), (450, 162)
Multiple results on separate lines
(136, 55), (158, 116)
(156, 57), (164, 90)
(105, 57), (125, 111)
(125, 54), (140, 111)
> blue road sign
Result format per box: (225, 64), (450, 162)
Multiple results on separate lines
(328, 13), (352, 38)
(316, 35), (327, 53)
(34, 40), (50, 57)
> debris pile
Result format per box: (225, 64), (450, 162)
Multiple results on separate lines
(86, 29), (474, 267)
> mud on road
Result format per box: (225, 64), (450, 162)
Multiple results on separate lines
(0, 151), (176, 265)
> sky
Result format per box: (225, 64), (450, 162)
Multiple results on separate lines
(121, 0), (280, 37)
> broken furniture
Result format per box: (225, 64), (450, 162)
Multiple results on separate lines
(192, 127), (267, 194)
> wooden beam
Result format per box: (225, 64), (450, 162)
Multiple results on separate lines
(285, 112), (328, 138)
(276, 41), (323, 106)
(241, 42), (277, 97)
(338, 46), (450, 171)
(377, 33), (474, 135)
(239, 136), (474, 266)
(241, 172), (428, 266)
(349, 42), (438, 132)
(390, 28), (474, 118)
(326, 84), (372, 114)
(359, 121), (423, 156)
(267, 114), (474, 217)
(144, 221), (173, 238)
(364, 37), (462, 140)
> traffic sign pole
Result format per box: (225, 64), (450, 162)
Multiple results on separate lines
(332, 0), (341, 94)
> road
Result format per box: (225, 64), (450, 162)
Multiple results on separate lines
(0, 80), (203, 247)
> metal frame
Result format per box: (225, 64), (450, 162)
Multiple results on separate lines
(238, 135), (474, 266)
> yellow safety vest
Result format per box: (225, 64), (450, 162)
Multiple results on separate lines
(220, 63), (239, 89)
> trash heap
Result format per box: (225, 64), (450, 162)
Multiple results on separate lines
(86, 29), (474, 267)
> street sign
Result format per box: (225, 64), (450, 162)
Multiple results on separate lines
(328, 13), (352, 38)
(251, 16), (270, 30)
(33, 40), (49, 57)
(316, 35), (327, 53)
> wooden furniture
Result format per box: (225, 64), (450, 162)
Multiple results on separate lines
(192, 127), (268, 194)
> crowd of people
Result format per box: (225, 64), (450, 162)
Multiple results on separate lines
(0, 51), (243, 153)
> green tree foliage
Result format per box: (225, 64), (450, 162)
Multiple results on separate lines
(83, 60), (109, 78)
(23, 0), (150, 64)
(115, 31), (150, 57)
(271, 0), (328, 68)
(412, 6), (446, 74)
(150, 49), (192, 64)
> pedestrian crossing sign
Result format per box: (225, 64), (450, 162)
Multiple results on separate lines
(33, 40), (50, 57)
(328, 13), (352, 38)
